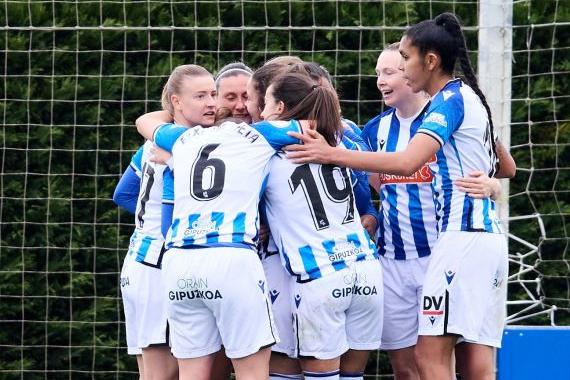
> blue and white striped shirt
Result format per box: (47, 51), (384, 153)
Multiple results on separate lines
(362, 103), (437, 260)
(418, 79), (501, 233)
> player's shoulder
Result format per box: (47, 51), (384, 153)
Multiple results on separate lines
(431, 79), (464, 109)
(363, 108), (394, 130)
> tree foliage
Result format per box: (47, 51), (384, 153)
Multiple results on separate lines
(0, 0), (568, 378)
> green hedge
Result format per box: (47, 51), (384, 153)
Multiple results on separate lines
(0, 1), (568, 378)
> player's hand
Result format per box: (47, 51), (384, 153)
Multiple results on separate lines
(360, 214), (378, 239)
(150, 145), (172, 165)
(454, 170), (500, 199)
(285, 128), (336, 164)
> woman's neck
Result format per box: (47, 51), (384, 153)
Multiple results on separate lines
(395, 95), (429, 119)
(427, 72), (454, 97)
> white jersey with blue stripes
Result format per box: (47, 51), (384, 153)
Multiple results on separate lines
(418, 79), (501, 233)
(153, 120), (301, 250)
(263, 139), (377, 282)
(362, 103), (437, 260)
(129, 141), (167, 267)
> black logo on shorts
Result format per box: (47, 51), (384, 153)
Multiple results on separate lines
(294, 294), (301, 308)
(445, 270), (455, 285)
(270, 289), (280, 304)
(169, 290), (222, 300)
(422, 295), (444, 317)
(120, 277), (130, 287)
(332, 285), (378, 298)
(257, 280), (265, 293)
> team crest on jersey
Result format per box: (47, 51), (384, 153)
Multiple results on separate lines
(184, 220), (219, 238)
(424, 112), (447, 128)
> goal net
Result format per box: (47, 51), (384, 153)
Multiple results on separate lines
(0, 0), (567, 378)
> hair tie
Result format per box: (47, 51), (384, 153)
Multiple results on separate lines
(312, 84), (318, 91)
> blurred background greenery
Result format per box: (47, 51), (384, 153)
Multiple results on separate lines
(0, 1), (568, 378)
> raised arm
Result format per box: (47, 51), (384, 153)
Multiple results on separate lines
(286, 129), (440, 176)
(136, 110), (172, 141)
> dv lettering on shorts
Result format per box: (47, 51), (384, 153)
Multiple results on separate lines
(332, 285), (377, 298)
(422, 296), (444, 317)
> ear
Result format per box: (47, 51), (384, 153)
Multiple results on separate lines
(171, 94), (182, 111)
(276, 100), (285, 115)
(424, 51), (440, 72)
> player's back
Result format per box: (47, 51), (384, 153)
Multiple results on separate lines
(130, 140), (167, 266)
(264, 143), (377, 282)
(155, 120), (300, 250)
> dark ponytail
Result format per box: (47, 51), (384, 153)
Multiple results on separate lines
(406, 12), (497, 162)
(270, 72), (343, 147)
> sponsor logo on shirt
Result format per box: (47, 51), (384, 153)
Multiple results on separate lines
(184, 220), (219, 238)
(328, 241), (363, 262)
(380, 155), (436, 184)
(424, 112), (447, 127)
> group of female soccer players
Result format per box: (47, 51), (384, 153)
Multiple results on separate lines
(113, 12), (516, 380)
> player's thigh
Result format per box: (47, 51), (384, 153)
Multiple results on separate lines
(262, 253), (296, 358)
(210, 248), (278, 360)
(291, 271), (351, 360)
(419, 231), (507, 344)
(345, 260), (383, 351)
(162, 248), (222, 359)
(380, 256), (429, 350)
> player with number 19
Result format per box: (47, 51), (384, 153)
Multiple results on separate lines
(260, 72), (383, 380)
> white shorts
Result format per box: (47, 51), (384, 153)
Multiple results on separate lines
(120, 249), (169, 355)
(262, 253), (296, 358)
(380, 255), (430, 350)
(291, 259), (383, 359)
(419, 231), (508, 348)
(163, 247), (279, 359)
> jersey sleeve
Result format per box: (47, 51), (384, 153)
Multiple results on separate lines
(360, 115), (381, 152)
(251, 120), (302, 150)
(342, 128), (371, 152)
(129, 146), (144, 177)
(162, 167), (174, 205)
(417, 97), (464, 147)
(153, 123), (187, 152)
(112, 165), (141, 214)
(342, 118), (362, 136)
(340, 136), (376, 219)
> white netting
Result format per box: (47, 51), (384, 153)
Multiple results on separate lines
(0, 1), (567, 378)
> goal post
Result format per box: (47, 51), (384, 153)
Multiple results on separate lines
(478, 0), (513, 228)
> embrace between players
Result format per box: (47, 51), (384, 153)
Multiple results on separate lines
(113, 12), (516, 380)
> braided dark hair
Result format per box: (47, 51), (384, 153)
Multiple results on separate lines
(405, 12), (498, 167)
